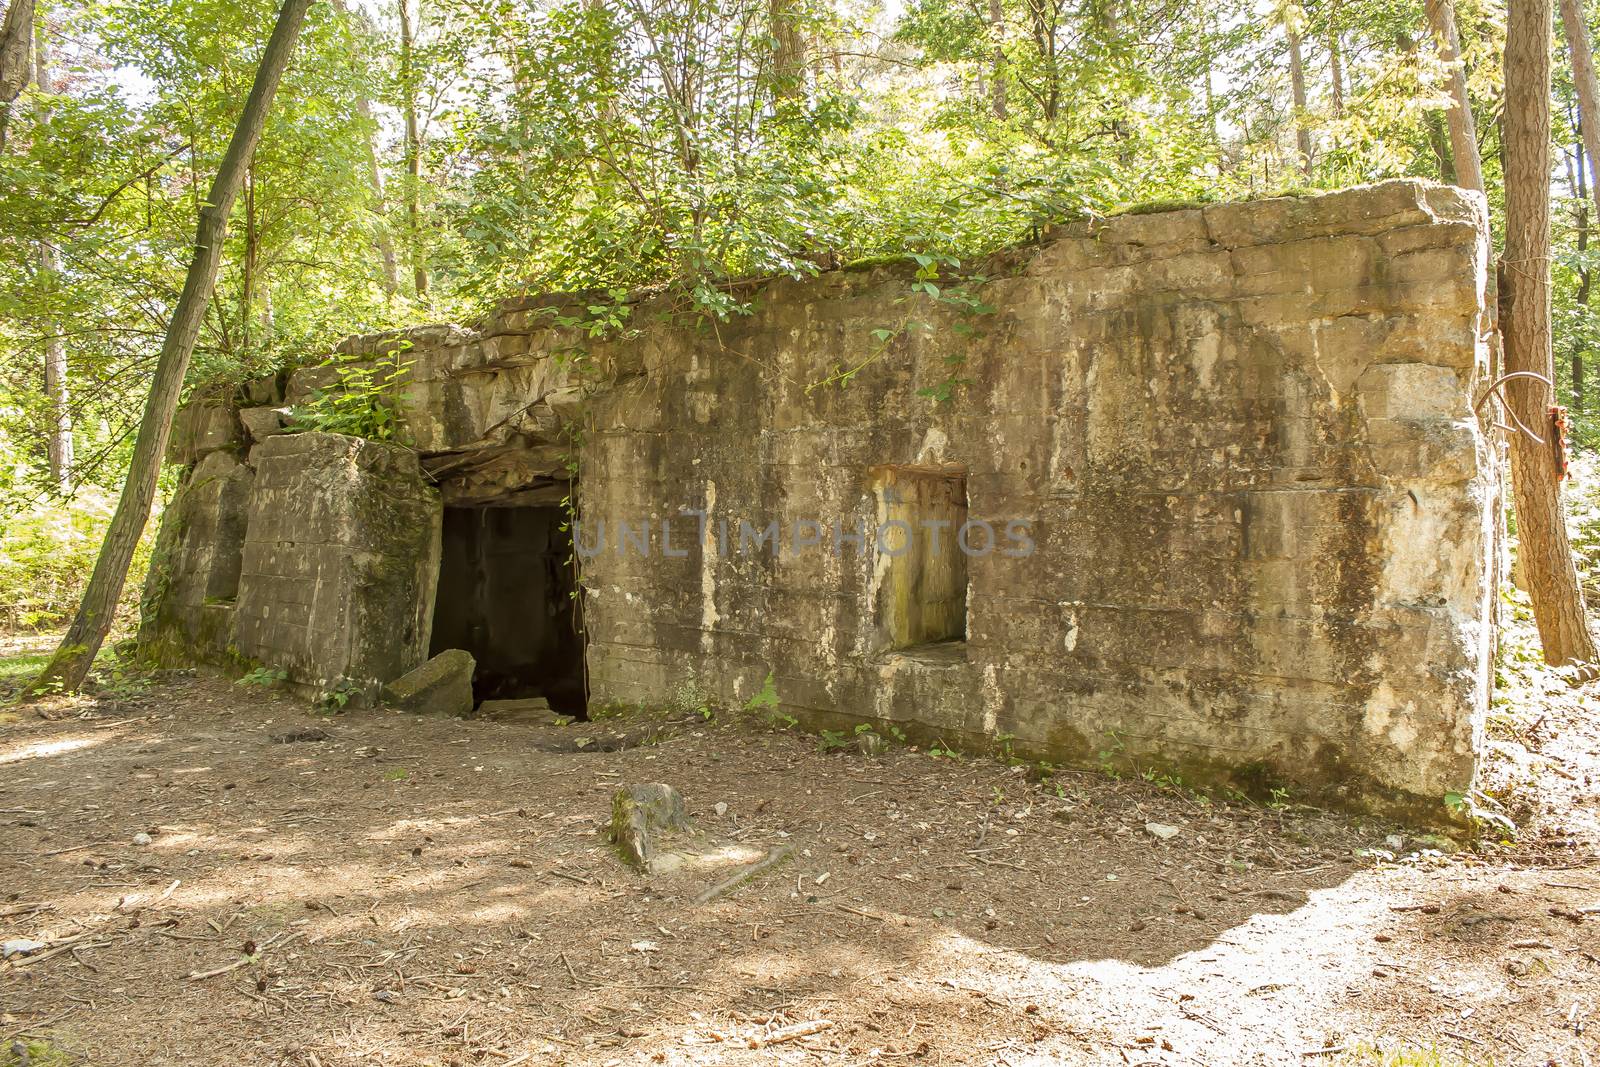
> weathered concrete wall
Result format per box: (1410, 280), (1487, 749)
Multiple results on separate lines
(232, 433), (442, 699)
(570, 181), (1496, 818)
(138, 450), (254, 661)
(142, 180), (1495, 818)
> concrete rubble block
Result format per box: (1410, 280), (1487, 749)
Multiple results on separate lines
(383, 649), (476, 717)
(233, 432), (442, 699)
(610, 783), (691, 870)
(239, 405), (291, 442)
(475, 696), (553, 722)
(166, 400), (240, 466)
(240, 373), (285, 406)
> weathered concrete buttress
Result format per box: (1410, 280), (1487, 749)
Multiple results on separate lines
(140, 180), (1498, 821)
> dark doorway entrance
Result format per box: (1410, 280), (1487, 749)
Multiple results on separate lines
(429, 506), (587, 716)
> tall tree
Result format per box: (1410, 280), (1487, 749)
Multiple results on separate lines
(986, 0), (1006, 119)
(1560, 0), (1600, 218)
(1566, 119), (1590, 409)
(34, 10), (68, 489)
(1284, 3), (1313, 176)
(26, 0), (315, 697)
(1425, 0), (1486, 192)
(398, 0), (428, 298)
(1327, 13), (1346, 116)
(1502, 0), (1598, 665)
(0, 0), (34, 149)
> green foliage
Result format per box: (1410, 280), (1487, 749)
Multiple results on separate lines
(0, 1038), (74, 1067)
(319, 680), (360, 712)
(287, 357), (412, 441)
(236, 665), (289, 689)
(0, 487), (160, 632)
(743, 671), (780, 714)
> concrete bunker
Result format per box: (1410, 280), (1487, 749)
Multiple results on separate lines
(430, 503), (587, 715)
(140, 180), (1501, 822)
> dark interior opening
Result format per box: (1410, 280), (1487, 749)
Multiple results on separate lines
(429, 505), (588, 717)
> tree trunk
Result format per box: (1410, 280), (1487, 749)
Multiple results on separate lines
(1574, 122), (1592, 410)
(35, 19), (68, 489)
(25, 0), (314, 697)
(1327, 0), (1346, 115)
(0, 0), (35, 150)
(1424, 0), (1486, 192)
(329, 0), (399, 296)
(1503, 0), (1598, 666)
(1285, 11), (1313, 176)
(398, 0), (428, 298)
(769, 0), (805, 99)
(987, 0), (1007, 119)
(1561, 0), (1600, 220)
(241, 164), (257, 353)
(359, 93), (400, 296)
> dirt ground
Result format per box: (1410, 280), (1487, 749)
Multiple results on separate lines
(1, 636), (1596, 1067)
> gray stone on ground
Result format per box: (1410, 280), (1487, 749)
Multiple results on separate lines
(610, 783), (690, 870)
(476, 696), (551, 722)
(1144, 822), (1181, 841)
(384, 649), (475, 717)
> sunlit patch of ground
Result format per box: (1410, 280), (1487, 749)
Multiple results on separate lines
(0, 654), (1594, 1066)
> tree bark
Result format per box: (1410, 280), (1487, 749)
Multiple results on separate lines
(0, 0), (35, 149)
(35, 18), (68, 489)
(26, 0), (314, 697)
(987, 0), (1007, 119)
(1327, 0), (1346, 115)
(769, 0), (805, 100)
(1503, 0), (1598, 665)
(1573, 121), (1591, 410)
(328, 0), (399, 296)
(1424, 0), (1486, 192)
(1285, 11), (1313, 176)
(1561, 0), (1600, 220)
(398, 0), (428, 298)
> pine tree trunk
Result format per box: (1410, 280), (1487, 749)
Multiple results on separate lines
(398, 0), (428, 298)
(1503, 0), (1598, 666)
(1425, 0), (1486, 192)
(25, 0), (314, 697)
(35, 16), (68, 489)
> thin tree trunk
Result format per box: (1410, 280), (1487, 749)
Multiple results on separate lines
(398, 0), (428, 298)
(1561, 0), (1600, 220)
(1503, 0), (1598, 665)
(35, 18), (68, 489)
(242, 164), (256, 353)
(988, 0), (1007, 119)
(1327, 0), (1346, 115)
(1285, 11), (1313, 176)
(769, 0), (805, 99)
(1573, 142), (1589, 410)
(328, 0), (399, 296)
(26, 0), (314, 697)
(1425, 0), (1486, 192)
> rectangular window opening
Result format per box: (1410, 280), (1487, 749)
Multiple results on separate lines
(874, 468), (968, 652)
